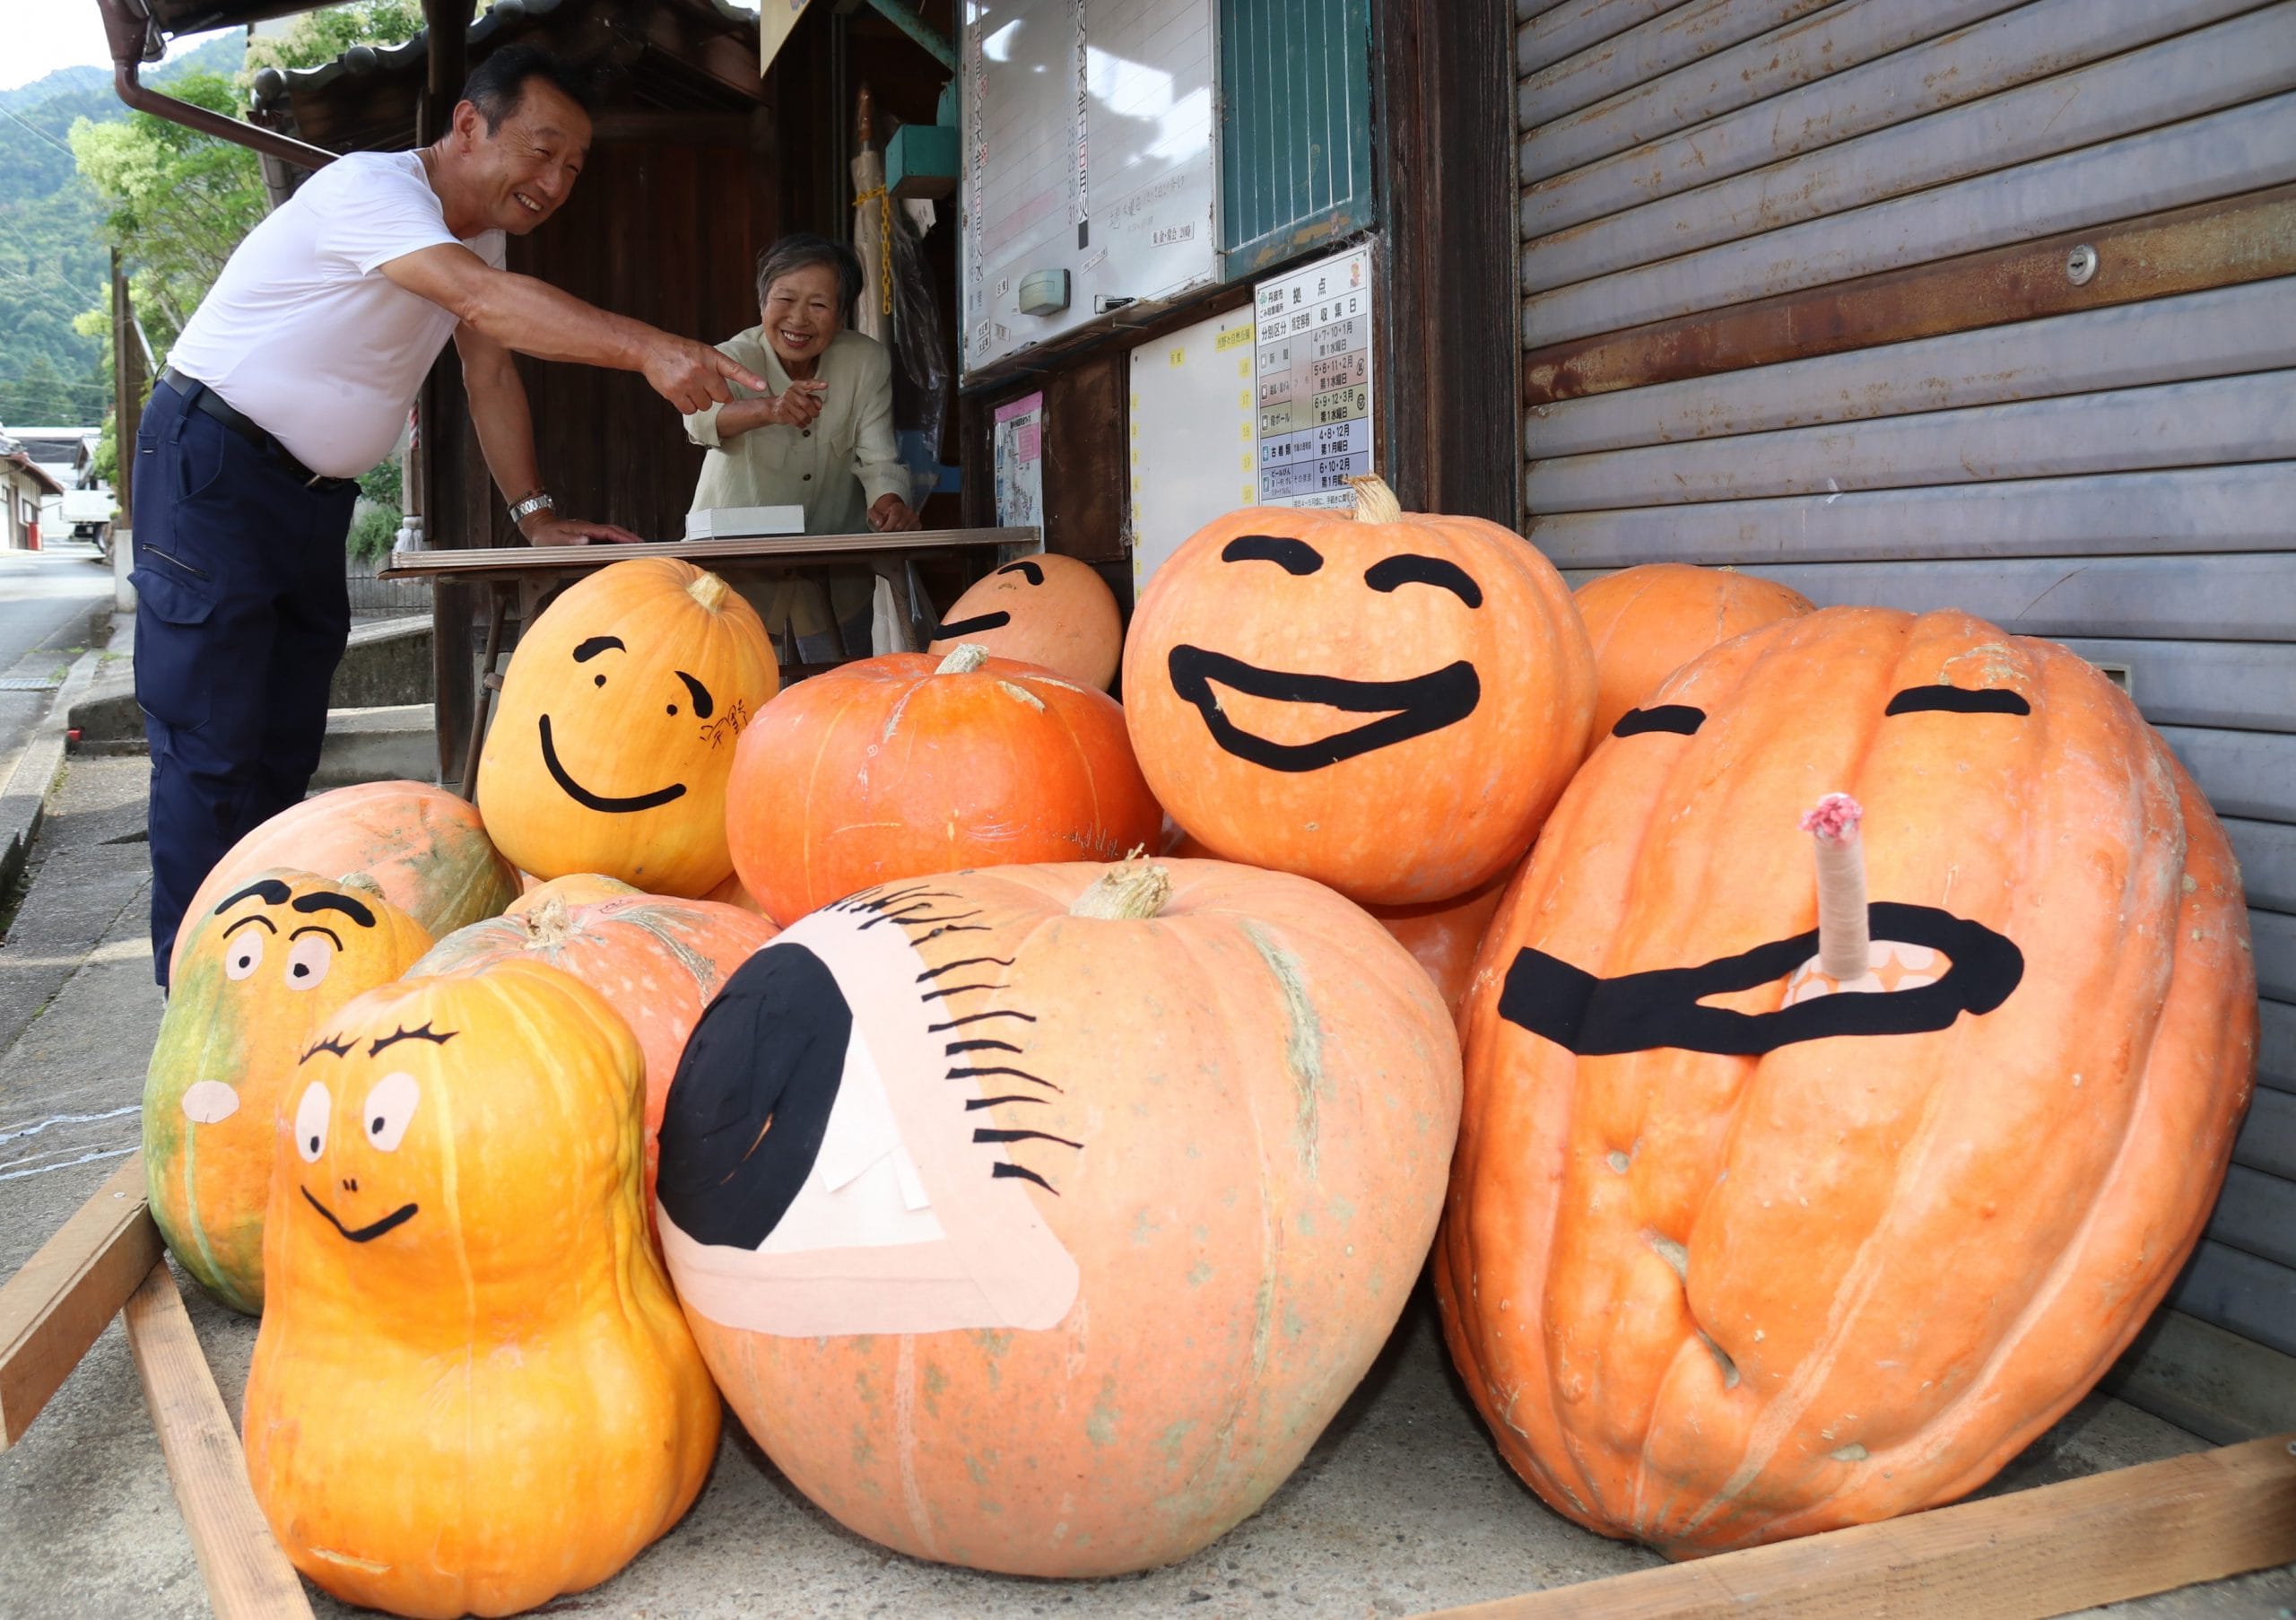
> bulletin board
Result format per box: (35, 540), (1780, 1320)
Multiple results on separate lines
(1127, 304), (1261, 593)
(1254, 245), (1376, 510)
(961, 0), (1222, 379)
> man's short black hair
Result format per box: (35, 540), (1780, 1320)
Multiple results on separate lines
(461, 44), (594, 134)
(757, 232), (865, 314)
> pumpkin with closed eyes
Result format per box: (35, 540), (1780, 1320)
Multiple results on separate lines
(927, 552), (1124, 690)
(654, 858), (1461, 1576)
(477, 558), (778, 898)
(1439, 605), (2256, 1557)
(243, 958), (719, 1618)
(143, 868), (432, 1312)
(1123, 475), (1596, 906)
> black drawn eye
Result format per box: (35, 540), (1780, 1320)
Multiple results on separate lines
(1221, 536), (1322, 575)
(295, 1081), (332, 1163)
(1613, 705), (1706, 738)
(1885, 686), (2031, 717)
(1364, 553), (1482, 607)
(283, 931), (337, 990)
(226, 927), (266, 980)
(362, 1072), (420, 1152)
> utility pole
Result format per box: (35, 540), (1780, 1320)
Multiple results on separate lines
(109, 248), (143, 528)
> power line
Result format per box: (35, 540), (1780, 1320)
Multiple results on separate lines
(0, 105), (79, 160)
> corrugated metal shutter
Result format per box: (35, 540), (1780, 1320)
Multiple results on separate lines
(1218, 0), (1376, 274)
(1518, 0), (2296, 1411)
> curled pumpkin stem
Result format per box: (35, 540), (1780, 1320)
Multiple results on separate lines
(937, 643), (991, 675)
(1070, 860), (1173, 921)
(1345, 474), (1403, 525)
(1800, 792), (1870, 981)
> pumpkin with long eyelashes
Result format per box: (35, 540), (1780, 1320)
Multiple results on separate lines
(243, 959), (718, 1617)
(170, 781), (517, 980)
(926, 551), (1124, 690)
(655, 858), (1462, 1576)
(1573, 561), (1813, 739)
(723, 643), (1164, 927)
(1123, 475), (1596, 906)
(477, 557), (778, 897)
(409, 883), (777, 1221)
(1439, 605), (2257, 1557)
(143, 868), (431, 1312)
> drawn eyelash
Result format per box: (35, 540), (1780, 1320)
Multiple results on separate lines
(917, 956), (1015, 982)
(300, 1033), (355, 1063)
(927, 1010), (1038, 1032)
(993, 1162), (1057, 1192)
(945, 1039), (1023, 1055)
(965, 1093), (1048, 1109)
(922, 982), (1003, 1000)
(948, 1066), (1061, 1092)
(368, 1022), (457, 1056)
(972, 1128), (1082, 1151)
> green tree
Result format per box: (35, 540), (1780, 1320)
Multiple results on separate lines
(246, 2), (432, 77)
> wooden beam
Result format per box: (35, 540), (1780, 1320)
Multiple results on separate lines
(0, 1156), (161, 1450)
(1408, 1433), (2296, 1620)
(124, 1263), (314, 1619)
(1524, 184), (2296, 405)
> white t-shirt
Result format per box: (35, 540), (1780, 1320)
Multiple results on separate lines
(167, 151), (506, 479)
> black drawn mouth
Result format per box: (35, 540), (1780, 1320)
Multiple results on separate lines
(300, 1187), (420, 1243)
(934, 610), (1012, 639)
(1499, 901), (2023, 1057)
(538, 713), (688, 814)
(1166, 645), (1481, 771)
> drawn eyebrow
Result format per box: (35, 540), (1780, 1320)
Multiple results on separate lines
(287, 925), (343, 949)
(1364, 553), (1483, 607)
(291, 891), (376, 928)
(368, 1023), (457, 1057)
(222, 913), (278, 937)
(1885, 685), (2031, 717)
(1221, 535), (1323, 575)
(674, 670), (716, 719)
(216, 879), (291, 914)
(572, 636), (626, 662)
(300, 1033), (354, 1063)
(996, 560), (1045, 584)
(1613, 704), (1707, 738)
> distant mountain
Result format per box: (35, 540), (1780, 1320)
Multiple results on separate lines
(0, 32), (247, 427)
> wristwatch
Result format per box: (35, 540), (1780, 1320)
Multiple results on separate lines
(507, 491), (556, 527)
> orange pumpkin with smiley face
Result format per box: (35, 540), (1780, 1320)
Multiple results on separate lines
(1439, 606), (2256, 1555)
(1123, 476), (1596, 905)
(243, 958), (719, 1617)
(142, 868), (432, 1312)
(477, 558), (778, 897)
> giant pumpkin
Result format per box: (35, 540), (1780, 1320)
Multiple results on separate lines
(926, 552), (1124, 690)
(170, 781), (517, 980)
(724, 643), (1164, 927)
(655, 858), (1461, 1576)
(476, 558), (778, 897)
(143, 869), (431, 1312)
(408, 884), (777, 1215)
(1438, 606), (2257, 1556)
(1123, 475), (1596, 905)
(1573, 562), (1814, 739)
(243, 959), (719, 1618)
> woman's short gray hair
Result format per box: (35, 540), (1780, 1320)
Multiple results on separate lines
(756, 233), (865, 312)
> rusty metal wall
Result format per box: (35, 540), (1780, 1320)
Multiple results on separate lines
(1518, 0), (2296, 1410)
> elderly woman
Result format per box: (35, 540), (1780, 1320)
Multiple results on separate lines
(683, 233), (921, 536)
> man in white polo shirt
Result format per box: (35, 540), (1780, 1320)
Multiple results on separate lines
(136, 45), (767, 988)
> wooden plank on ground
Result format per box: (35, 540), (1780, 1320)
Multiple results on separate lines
(0, 1156), (161, 1449)
(123, 1261), (313, 1620)
(1408, 1432), (2296, 1619)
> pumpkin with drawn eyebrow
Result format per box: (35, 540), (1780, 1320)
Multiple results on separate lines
(143, 868), (432, 1312)
(1123, 475), (1596, 906)
(655, 857), (1462, 1576)
(477, 557), (778, 898)
(243, 959), (719, 1617)
(1439, 605), (2257, 1556)
(722, 642), (1164, 927)
(926, 552), (1124, 690)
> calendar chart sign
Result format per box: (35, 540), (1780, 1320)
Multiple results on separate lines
(1253, 248), (1374, 510)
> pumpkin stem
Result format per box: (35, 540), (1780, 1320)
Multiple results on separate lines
(522, 893), (575, 948)
(336, 872), (386, 901)
(1069, 859), (1173, 921)
(687, 570), (731, 612)
(1800, 793), (1870, 980)
(937, 643), (991, 675)
(1346, 475), (1403, 525)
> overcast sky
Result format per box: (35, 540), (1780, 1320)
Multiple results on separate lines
(1, 8), (236, 95)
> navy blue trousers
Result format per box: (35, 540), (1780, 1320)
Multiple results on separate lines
(132, 379), (357, 986)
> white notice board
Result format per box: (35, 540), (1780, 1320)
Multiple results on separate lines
(1254, 246), (1376, 510)
(961, 0), (1221, 379)
(1128, 305), (1261, 592)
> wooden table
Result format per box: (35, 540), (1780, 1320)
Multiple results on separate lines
(381, 527), (1036, 796)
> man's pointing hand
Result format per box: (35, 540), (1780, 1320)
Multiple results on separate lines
(644, 337), (771, 414)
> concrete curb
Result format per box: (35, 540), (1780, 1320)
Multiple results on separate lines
(0, 649), (107, 900)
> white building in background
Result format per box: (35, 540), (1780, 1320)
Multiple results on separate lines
(0, 432), (68, 551)
(4, 427), (109, 546)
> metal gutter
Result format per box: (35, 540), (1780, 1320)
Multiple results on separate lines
(95, 0), (336, 172)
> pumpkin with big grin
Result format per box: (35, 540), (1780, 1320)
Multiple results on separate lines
(1438, 606), (2257, 1556)
(477, 558), (777, 897)
(1123, 475), (1595, 905)
(243, 959), (719, 1617)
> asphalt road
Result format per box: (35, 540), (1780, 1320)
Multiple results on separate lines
(0, 543), (114, 784)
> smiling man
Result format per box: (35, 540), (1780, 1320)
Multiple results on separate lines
(136, 46), (768, 989)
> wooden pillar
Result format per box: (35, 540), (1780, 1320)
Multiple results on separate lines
(422, 0), (475, 786)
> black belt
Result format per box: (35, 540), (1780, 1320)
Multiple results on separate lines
(160, 367), (358, 493)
